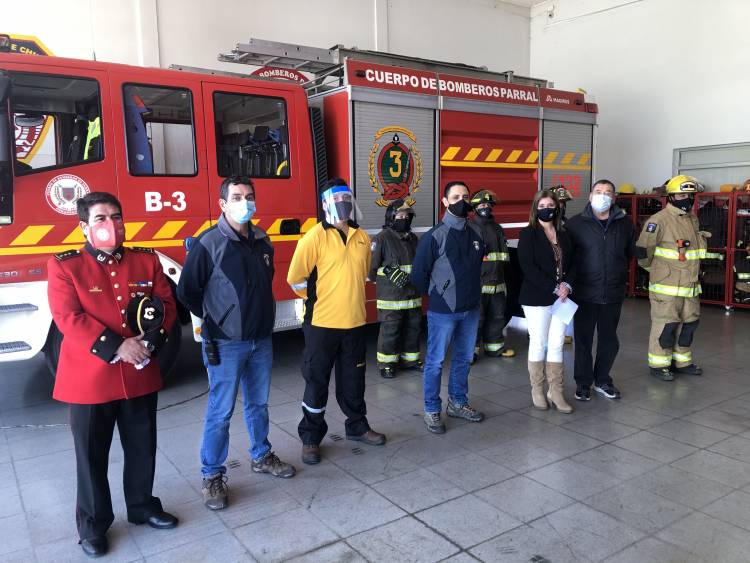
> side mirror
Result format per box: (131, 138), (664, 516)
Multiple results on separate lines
(280, 218), (301, 235)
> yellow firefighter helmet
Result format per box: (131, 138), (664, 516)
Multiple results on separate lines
(618, 183), (636, 194)
(665, 175), (699, 194)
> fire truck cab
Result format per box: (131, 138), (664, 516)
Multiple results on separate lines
(0, 37), (597, 377)
(0, 50), (318, 374)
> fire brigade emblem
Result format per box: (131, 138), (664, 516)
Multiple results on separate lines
(368, 126), (422, 207)
(45, 174), (91, 215)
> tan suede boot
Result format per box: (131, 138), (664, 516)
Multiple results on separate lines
(545, 362), (573, 414)
(528, 361), (548, 410)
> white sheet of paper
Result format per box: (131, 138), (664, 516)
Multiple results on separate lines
(550, 297), (578, 325)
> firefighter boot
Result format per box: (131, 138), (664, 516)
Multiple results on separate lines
(528, 361), (548, 410)
(545, 362), (573, 414)
(650, 367), (675, 381)
(380, 366), (396, 379)
(673, 363), (703, 376)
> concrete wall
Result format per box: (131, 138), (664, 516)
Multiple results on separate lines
(530, 0), (750, 191)
(3, 0), (531, 76)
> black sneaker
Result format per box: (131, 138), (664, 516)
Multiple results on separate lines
(575, 385), (591, 401)
(594, 383), (621, 400)
(650, 367), (674, 381)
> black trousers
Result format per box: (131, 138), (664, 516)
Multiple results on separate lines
(69, 392), (162, 540)
(376, 307), (422, 367)
(298, 323), (370, 445)
(573, 301), (623, 388)
(476, 292), (507, 353)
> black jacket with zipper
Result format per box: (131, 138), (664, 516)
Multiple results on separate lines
(518, 225), (575, 307)
(566, 203), (635, 304)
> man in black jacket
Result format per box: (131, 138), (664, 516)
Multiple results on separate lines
(566, 179), (635, 401)
(178, 176), (295, 511)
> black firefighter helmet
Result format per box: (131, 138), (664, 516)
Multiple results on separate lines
(384, 198), (415, 228)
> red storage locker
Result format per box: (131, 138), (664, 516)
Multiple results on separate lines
(633, 194), (667, 296)
(730, 192), (750, 309)
(615, 194), (636, 297)
(695, 193), (731, 306)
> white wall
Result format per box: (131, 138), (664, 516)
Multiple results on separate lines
(530, 0), (750, 192)
(3, 0), (531, 76)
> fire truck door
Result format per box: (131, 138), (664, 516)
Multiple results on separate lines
(541, 120), (593, 218)
(200, 82), (304, 301)
(108, 73), (209, 262)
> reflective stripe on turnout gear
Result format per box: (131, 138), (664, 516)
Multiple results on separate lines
(654, 247), (723, 261)
(376, 264), (412, 276)
(484, 252), (510, 262)
(672, 351), (692, 363)
(400, 351), (420, 361)
(484, 342), (506, 352)
(648, 353), (672, 367)
(376, 298), (421, 310)
(301, 401), (326, 414)
(377, 352), (399, 363)
(481, 283), (507, 294)
(649, 283), (702, 297)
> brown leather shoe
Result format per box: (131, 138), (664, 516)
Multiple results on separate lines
(301, 444), (321, 465)
(346, 430), (386, 446)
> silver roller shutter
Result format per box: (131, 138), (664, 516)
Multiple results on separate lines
(352, 101), (436, 231)
(541, 120), (593, 219)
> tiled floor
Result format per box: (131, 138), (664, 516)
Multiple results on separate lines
(2, 299), (750, 562)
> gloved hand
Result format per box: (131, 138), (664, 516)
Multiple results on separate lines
(385, 266), (410, 288)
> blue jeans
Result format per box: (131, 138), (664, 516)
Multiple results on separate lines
(200, 337), (272, 477)
(423, 307), (480, 413)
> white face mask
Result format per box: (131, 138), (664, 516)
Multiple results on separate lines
(591, 193), (612, 213)
(226, 199), (255, 224)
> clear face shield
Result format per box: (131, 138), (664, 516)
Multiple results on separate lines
(321, 185), (363, 225)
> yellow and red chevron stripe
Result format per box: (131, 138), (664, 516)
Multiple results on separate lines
(0, 217), (318, 256)
(440, 146), (591, 171)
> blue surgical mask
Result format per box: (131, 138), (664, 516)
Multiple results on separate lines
(591, 194), (612, 213)
(227, 199), (255, 224)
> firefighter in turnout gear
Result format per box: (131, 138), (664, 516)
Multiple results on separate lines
(636, 175), (707, 381)
(470, 190), (515, 363)
(370, 199), (422, 378)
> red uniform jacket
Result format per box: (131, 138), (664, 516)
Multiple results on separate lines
(47, 244), (176, 404)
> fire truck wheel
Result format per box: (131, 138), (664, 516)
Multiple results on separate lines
(43, 322), (64, 380)
(158, 321), (182, 381)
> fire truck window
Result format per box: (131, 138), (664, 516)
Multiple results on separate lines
(212, 92), (290, 178)
(122, 84), (197, 176)
(9, 73), (102, 174)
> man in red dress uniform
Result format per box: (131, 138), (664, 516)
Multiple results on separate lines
(47, 192), (179, 558)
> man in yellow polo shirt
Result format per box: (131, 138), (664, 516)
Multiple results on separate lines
(288, 178), (386, 464)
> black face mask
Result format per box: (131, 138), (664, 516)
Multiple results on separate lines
(476, 207), (494, 219)
(671, 197), (694, 213)
(537, 207), (558, 223)
(448, 199), (472, 218)
(392, 217), (412, 233)
(334, 201), (353, 222)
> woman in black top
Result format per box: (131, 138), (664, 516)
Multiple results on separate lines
(517, 189), (575, 413)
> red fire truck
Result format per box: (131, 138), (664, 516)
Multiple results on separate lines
(0, 37), (597, 376)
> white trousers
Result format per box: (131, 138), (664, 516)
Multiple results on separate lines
(522, 304), (567, 363)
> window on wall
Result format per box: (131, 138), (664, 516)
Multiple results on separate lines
(212, 92), (290, 178)
(122, 84), (197, 176)
(10, 73), (102, 174)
